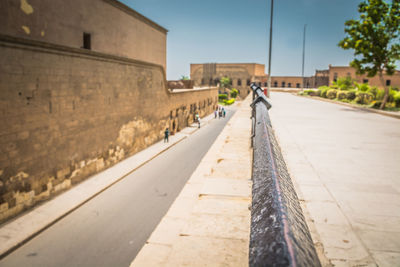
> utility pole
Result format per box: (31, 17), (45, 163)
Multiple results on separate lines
(301, 24), (307, 90)
(267, 0), (274, 98)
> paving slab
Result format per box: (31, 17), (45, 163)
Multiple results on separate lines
(165, 235), (248, 267)
(131, 96), (252, 266)
(269, 92), (400, 266)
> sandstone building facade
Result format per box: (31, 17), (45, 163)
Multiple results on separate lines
(191, 63), (400, 92)
(190, 63), (268, 98)
(0, 0), (217, 222)
(328, 65), (400, 88)
(190, 63), (317, 95)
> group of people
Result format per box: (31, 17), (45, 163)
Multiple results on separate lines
(214, 106), (226, 119)
(164, 106), (227, 143)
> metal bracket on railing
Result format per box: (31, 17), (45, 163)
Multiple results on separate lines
(249, 83), (272, 110)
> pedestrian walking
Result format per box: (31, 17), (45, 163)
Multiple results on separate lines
(214, 110), (217, 118)
(164, 128), (169, 143)
(195, 112), (199, 122)
(197, 118), (201, 128)
(222, 108), (226, 118)
(218, 108), (222, 119)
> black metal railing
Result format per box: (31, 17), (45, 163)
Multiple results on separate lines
(249, 83), (321, 267)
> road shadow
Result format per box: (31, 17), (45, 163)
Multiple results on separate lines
(339, 107), (370, 113)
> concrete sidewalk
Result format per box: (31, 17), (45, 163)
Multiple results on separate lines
(131, 96), (252, 266)
(0, 111), (217, 258)
(269, 92), (400, 267)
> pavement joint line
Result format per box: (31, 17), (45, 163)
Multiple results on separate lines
(0, 109), (223, 259)
(268, 92), (400, 265)
(131, 98), (251, 266)
(294, 93), (400, 119)
(198, 194), (251, 199)
(175, 234), (248, 242)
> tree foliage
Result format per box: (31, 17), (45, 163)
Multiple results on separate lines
(180, 75), (189, 80)
(338, 0), (400, 109)
(332, 77), (354, 90)
(220, 77), (232, 89)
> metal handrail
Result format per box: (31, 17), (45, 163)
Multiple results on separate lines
(249, 83), (321, 266)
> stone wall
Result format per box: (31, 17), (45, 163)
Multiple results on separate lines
(167, 80), (194, 89)
(0, 36), (218, 223)
(0, 0), (167, 69)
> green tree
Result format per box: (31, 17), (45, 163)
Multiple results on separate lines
(338, 0), (400, 109)
(180, 75), (189, 80)
(220, 77), (232, 89)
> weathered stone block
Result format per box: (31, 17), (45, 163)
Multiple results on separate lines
(0, 202), (8, 213)
(56, 167), (70, 180)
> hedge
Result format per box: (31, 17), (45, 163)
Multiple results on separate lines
(326, 89), (338, 99)
(230, 88), (238, 98)
(218, 94), (227, 100)
(224, 98), (235, 105)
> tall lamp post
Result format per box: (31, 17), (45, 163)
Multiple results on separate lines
(267, 0), (274, 98)
(301, 24), (307, 90)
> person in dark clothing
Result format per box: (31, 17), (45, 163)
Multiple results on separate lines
(164, 128), (169, 143)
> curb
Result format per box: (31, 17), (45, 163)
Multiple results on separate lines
(293, 94), (400, 120)
(0, 135), (188, 259)
(131, 96), (249, 267)
(0, 109), (224, 259)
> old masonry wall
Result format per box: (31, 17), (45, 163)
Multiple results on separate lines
(0, 36), (218, 223)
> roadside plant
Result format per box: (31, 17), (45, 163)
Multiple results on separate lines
(304, 89), (320, 96)
(319, 86), (330, 98)
(224, 99), (235, 105)
(338, 0), (400, 109)
(355, 82), (370, 92)
(394, 91), (400, 107)
(327, 89), (338, 99)
(337, 91), (347, 100)
(370, 100), (383, 108)
(329, 82), (339, 89)
(336, 77), (354, 90)
(230, 88), (238, 98)
(367, 86), (379, 99)
(346, 89), (357, 100)
(389, 88), (398, 102)
(355, 92), (373, 104)
(218, 94), (227, 101)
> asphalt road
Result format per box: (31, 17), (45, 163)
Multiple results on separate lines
(0, 108), (236, 267)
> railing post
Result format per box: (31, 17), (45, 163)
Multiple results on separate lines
(249, 83), (321, 267)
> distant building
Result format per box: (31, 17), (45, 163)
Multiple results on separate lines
(190, 63), (268, 98)
(327, 65), (400, 88)
(190, 63), (324, 95)
(191, 63), (400, 93)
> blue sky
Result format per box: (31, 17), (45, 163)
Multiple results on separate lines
(121, 0), (362, 80)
